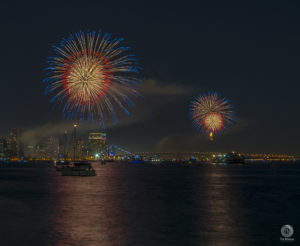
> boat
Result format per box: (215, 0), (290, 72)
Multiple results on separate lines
(224, 152), (245, 164)
(59, 124), (96, 176)
(61, 162), (96, 176)
(55, 160), (71, 171)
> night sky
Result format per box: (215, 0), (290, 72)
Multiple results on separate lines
(0, 1), (300, 154)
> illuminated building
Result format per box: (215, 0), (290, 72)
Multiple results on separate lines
(34, 144), (45, 159)
(45, 136), (59, 159)
(35, 136), (59, 160)
(87, 132), (107, 157)
(58, 138), (63, 159)
(58, 131), (68, 160)
(0, 137), (7, 158)
(76, 139), (85, 160)
(6, 128), (24, 159)
(24, 145), (34, 159)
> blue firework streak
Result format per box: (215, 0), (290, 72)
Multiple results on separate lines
(190, 91), (235, 139)
(43, 30), (141, 125)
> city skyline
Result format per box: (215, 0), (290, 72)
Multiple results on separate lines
(0, 126), (296, 161)
(0, 125), (298, 159)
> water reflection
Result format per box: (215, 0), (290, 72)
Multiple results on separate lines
(49, 163), (199, 246)
(49, 164), (248, 246)
(2, 163), (298, 246)
(50, 164), (130, 246)
(194, 165), (246, 246)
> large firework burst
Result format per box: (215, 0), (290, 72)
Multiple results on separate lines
(190, 92), (234, 140)
(44, 30), (141, 125)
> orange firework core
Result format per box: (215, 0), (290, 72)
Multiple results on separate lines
(63, 53), (111, 105)
(203, 112), (224, 133)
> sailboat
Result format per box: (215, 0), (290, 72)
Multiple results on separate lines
(61, 124), (96, 176)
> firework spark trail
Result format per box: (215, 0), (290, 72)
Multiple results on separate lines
(190, 92), (235, 139)
(44, 30), (141, 125)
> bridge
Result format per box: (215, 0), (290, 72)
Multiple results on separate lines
(95, 145), (140, 160)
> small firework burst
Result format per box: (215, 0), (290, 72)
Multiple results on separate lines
(190, 92), (235, 140)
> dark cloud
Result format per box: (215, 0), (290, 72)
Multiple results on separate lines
(21, 78), (192, 146)
(140, 79), (190, 95)
(156, 133), (209, 152)
(155, 132), (244, 153)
